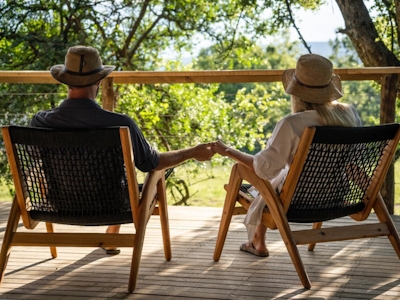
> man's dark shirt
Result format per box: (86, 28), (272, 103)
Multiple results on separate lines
(29, 98), (159, 172)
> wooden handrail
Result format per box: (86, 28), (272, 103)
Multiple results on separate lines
(1, 67), (400, 84)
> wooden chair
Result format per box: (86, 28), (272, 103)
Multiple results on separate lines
(213, 124), (400, 289)
(0, 126), (171, 293)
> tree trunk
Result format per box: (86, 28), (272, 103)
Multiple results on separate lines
(336, 0), (400, 213)
(335, 0), (400, 66)
(380, 74), (398, 214)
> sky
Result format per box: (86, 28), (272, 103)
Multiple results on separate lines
(289, 1), (344, 42)
(165, 1), (347, 64)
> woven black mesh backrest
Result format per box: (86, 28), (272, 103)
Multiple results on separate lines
(286, 124), (399, 223)
(8, 126), (134, 226)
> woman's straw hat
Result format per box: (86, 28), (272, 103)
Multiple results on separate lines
(50, 46), (115, 87)
(282, 54), (343, 103)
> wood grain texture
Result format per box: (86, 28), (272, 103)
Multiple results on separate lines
(0, 202), (399, 299)
(2, 68), (400, 84)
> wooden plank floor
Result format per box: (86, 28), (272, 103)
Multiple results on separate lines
(0, 201), (399, 299)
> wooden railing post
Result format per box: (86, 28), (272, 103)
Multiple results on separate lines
(101, 77), (115, 112)
(380, 73), (398, 214)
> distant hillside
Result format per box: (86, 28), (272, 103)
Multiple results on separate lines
(167, 41), (337, 67)
(299, 42), (333, 57)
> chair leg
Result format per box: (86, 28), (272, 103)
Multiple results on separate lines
(308, 222), (323, 251)
(276, 217), (311, 289)
(213, 165), (242, 261)
(157, 178), (171, 261)
(0, 196), (21, 284)
(45, 223), (57, 258)
(374, 193), (400, 259)
(128, 201), (150, 293)
(262, 194), (311, 289)
(128, 230), (146, 293)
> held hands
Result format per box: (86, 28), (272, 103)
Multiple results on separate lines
(192, 143), (216, 161)
(191, 140), (231, 162)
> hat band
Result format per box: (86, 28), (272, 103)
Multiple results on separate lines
(63, 66), (104, 76)
(294, 75), (331, 89)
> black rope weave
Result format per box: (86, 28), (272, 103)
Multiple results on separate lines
(239, 125), (399, 223)
(9, 126), (133, 226)
(286, 125), (398, 222)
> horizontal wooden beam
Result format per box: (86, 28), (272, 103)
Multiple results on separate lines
(11, 232), (136, 247)
(1, 67), (400, 84)
(292, 223), (390, 245)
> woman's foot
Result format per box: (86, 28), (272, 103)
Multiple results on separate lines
(103, 225), (121, 254)
(240, 242), (269, 257)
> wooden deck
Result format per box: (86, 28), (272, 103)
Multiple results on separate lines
(0, 201), (399, 299)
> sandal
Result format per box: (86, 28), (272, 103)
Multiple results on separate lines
(240, 242), (269, 257)
(102, 247), (121, 255)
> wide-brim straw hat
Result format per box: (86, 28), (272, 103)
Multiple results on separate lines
(50, 46), (115, 87)
(282, 54), (343, 103)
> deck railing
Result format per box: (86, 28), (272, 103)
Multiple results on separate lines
(1, 68), (400, 212)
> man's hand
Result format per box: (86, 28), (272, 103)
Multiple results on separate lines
(192, 143), (215, 161)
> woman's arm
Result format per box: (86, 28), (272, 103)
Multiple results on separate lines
(212, 140), (254, 171)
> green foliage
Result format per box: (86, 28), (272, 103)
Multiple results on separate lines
(229, 84), (291, 153)
(1, 0), (400, 205)
(0, 0), (286, 71)
(193, 34), (299, 102)
(329, 36), (382, 126)
(114, 71), (290, 159)
(371, 0), (400, 55)
(117, 82), (228, 151)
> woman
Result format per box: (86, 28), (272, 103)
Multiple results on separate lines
(212, 54), (361, 257)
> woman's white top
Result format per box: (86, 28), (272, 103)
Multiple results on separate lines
(244, 109), (361, 242)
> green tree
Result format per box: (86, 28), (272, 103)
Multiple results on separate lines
(229, 83), (291, 153)
(194, 34), (299, 102)
(0, 0), (275, 189)
(192, 34), (298, 156)
(2, 0), (400, 207)
(328, 36), (382, 126)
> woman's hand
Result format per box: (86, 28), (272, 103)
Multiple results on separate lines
(211, 140), (255, 171)
(212, 140), (230, 156)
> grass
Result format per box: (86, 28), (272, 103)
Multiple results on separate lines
(0, 182), (12, 201)
(167, 163), (233, 207)
(1, 161), (400, 214)
(135, 162), (233, 207)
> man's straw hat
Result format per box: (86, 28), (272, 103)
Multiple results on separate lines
(282, 54), (343, 103)
(50, 46), (115, 87)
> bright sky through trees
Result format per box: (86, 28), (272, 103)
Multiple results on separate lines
(290, 1), (344, 42)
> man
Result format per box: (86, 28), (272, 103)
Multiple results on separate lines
(30, 45), (215, 254)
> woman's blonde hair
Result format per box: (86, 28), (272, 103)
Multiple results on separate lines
(291, 95), (358, 127)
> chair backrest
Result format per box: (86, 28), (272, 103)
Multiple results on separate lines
(280, 124), (400, 223)
(2, 126), (140, 228)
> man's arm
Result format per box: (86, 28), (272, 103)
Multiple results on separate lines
(154, 143), (214, 171)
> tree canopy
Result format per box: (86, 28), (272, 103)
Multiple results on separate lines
(0, 0), (399, 205)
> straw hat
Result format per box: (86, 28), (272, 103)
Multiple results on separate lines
(282, 54), (343, 103)
(50, 46), (115, 87)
